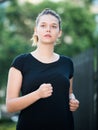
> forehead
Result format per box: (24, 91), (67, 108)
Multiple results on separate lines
(38, 14), (59, 24)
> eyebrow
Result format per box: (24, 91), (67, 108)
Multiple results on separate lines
(40, 22), (58, 25)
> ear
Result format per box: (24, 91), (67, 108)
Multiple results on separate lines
(58, 30), (62, 38)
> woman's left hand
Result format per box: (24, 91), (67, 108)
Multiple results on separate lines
(69, 99), (79, 112)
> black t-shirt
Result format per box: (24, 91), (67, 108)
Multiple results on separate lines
(11, 53), (74, 130)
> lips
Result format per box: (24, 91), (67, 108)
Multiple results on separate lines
(44, 34), (51, 38)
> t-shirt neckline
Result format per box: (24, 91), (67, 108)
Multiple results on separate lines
(29, 53), (61, 65)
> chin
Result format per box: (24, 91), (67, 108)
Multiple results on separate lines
(42, 40), (55, 44)
(43, 42), (54, 45)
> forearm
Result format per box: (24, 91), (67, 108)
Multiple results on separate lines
(6, 90), (40, 113)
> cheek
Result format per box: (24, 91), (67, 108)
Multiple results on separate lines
(54, 31), (60, 38)
(36, 30), (42, 37)
(36, 28), (44, 36)
(37, 32), (44, 41)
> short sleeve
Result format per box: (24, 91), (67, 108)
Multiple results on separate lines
(10, 54), (25, 73)
(69, 59), (74, 79)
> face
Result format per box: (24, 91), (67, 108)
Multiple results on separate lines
(35, 14), (62, 45)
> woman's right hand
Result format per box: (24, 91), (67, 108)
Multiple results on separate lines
(37, 83), (53, 98)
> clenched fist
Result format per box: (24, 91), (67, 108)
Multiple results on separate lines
(69, 99), (79, 111)
(36, 83), (53, 98)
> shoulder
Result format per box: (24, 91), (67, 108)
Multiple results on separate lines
(14, 53), (29, 60)
(60, 55), (74, 70)
(12, 53), (30, 63)
(10, 53), (30, 70)
(60, 55), (73, 64)
(60, 55), (74, 78)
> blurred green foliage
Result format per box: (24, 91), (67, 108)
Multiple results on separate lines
(0, 120), (16, 130)
(0, 0), (97, 88)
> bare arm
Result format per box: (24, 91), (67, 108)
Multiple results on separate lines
(69, 78), (79, 111)
(69, 78), (74, 94)
(6, 67), (53, 113)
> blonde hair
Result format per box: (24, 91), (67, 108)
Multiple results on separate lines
(31, 33), (38, 46)
(31, 8), (62, 46)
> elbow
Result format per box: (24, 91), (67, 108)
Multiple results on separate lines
(6, 100), (16, 113)
(6, 103), (13, 113)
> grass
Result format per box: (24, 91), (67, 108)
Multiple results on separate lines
(0, 119), (16, 130)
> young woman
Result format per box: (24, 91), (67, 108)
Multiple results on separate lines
(6, 8), (79, 130)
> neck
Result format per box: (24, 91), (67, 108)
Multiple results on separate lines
(35, 43), (54, 58)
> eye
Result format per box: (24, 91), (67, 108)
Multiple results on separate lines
(51, 24), (58, 29)
(40, 24), (45, 27)
(52, 25), (57, 28)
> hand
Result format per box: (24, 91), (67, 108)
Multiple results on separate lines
(69, 99), (79, 112)
(37, 83), (53, 98)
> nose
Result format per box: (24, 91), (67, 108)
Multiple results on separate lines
(46, 25), (51, 32)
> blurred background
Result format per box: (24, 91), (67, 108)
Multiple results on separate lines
(0, 0), (98, 130)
